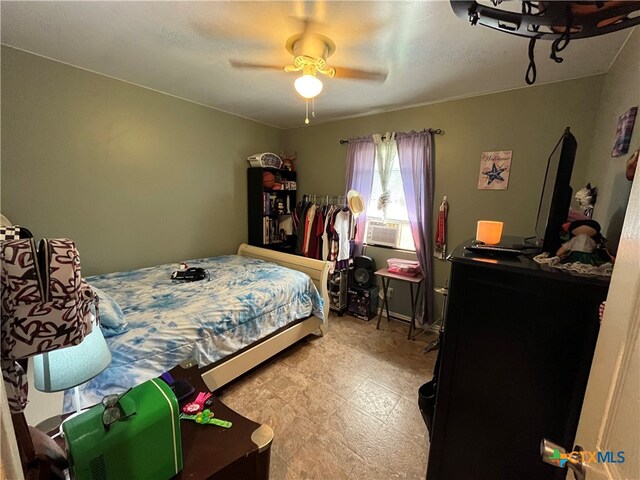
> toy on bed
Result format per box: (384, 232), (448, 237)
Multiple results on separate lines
(556, 220), (613, 265)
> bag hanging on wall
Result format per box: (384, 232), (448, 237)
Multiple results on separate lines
(1, 238), (98, 412)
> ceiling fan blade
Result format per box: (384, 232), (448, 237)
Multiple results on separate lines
(332, 66), (388, 82)
(229, 60), (284, 71)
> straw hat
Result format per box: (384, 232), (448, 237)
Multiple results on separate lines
(347, 190), (366, 216)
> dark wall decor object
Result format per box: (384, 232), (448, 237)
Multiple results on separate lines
(450, 1), (640, 84)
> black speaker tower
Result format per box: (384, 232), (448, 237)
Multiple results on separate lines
(349, 255), (376, 288)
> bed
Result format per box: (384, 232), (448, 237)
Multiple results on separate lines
(63, 244), (330, 412)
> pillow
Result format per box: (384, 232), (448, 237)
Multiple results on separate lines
(90, 285), (128, 337)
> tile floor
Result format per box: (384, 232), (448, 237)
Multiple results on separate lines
(218, 313), (439, 480)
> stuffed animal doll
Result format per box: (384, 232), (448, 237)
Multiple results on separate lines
(556, 219), (613, 265)
(574, 183), (597, 219)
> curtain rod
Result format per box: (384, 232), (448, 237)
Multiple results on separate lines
(339, 128), (444, 144)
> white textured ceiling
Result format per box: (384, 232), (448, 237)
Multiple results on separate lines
(1, 1), (631, 128)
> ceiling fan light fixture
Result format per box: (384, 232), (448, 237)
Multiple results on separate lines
(294, 74), (323, 99)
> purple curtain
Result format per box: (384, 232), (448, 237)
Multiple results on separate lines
(396, 130), (435, 325)
(345, 138), (376, 256)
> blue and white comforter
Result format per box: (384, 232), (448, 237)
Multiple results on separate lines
(64, 255), (324, 412)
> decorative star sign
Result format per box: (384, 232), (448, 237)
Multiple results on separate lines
(482, 163), (507, 184)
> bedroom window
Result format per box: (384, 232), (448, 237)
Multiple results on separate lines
(364, 150), (416, 251)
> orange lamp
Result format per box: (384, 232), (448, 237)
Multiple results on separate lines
(476, 221), (504, 245)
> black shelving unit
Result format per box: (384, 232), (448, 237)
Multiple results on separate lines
(247, 167), (297, 253)
(328, 269), (348, 315)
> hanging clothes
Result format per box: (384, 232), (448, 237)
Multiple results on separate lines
(328, 208), (340, 263)
(307, 207), (323, 259)
(295, 201), (309, 255)
(434, 196), (448, 260)
(335, 209), (351, 261)
(322, 205), (336, 261)
(303, 204), (317, 256)
(294, 196), (353, 272)
(314, 208), (324, 260)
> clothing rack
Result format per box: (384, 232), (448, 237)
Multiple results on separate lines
(302, 194), (347, 206)
(339, 128), (444, 144)
(294, 195), (352, 263)
(296, 193), (354, 313)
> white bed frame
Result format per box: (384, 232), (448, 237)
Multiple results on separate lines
(199, 244), (331, 391)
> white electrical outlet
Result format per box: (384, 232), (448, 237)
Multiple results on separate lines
(378, 287), (394, 300)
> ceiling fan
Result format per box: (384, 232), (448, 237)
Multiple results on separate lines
(229, 20), (387, 124)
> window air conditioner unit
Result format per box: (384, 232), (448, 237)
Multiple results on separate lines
(366, 221), (399, 247)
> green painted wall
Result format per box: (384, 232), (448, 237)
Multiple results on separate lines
(579, 28), (640, 255)
(1, 46), (281, 275)
(2, 36), (634, 318)
(282, 75), (606, 317)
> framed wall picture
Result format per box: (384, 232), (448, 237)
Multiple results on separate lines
(478, 150), (512, 190)
(612, 106), (637, 158)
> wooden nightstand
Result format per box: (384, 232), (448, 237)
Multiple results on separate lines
(44, 364), (273, 480)
(169, 363), (273, 480)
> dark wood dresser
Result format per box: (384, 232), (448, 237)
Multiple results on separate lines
(426, 239), (609, 480)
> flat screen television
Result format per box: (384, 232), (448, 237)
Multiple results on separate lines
(535, 127), (577, 254)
